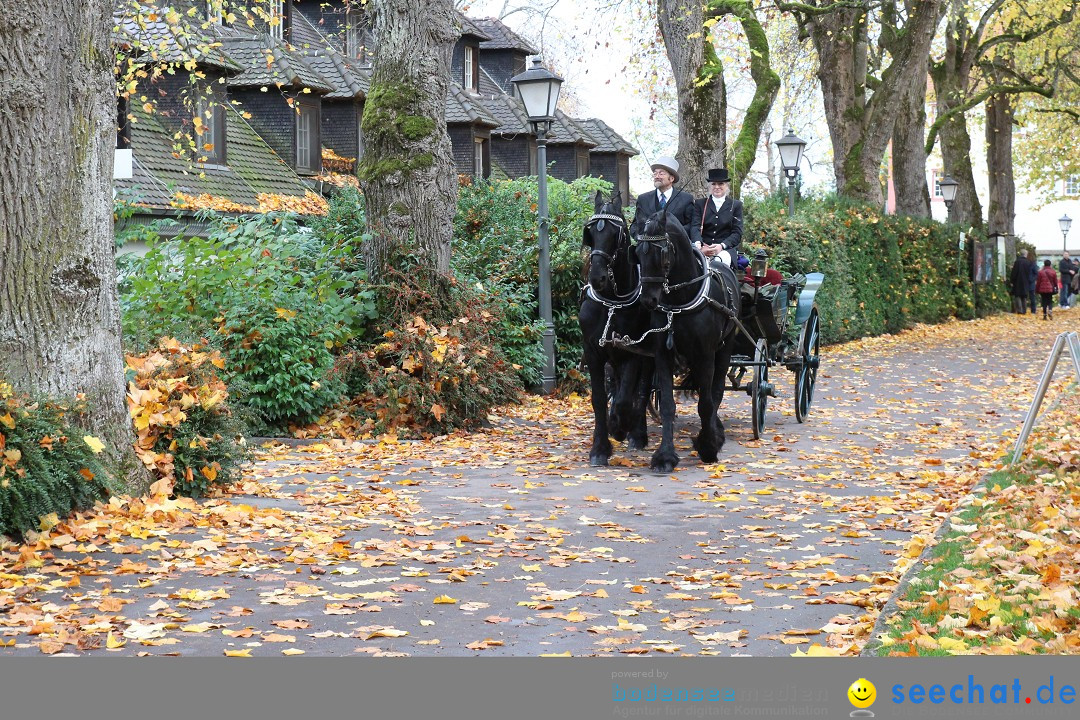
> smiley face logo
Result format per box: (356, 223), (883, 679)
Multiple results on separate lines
(848, 678), (876, 709)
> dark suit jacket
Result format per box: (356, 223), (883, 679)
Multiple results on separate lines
(694, 195), (743, 252)
(630, 188), (699, 244)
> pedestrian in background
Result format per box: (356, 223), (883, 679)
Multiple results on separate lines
(1036, 259), (1059, 320)
(1058, 252), (1075, 309)
(1009, 251), (1033, 314)
(1028, 251), (1039, 316)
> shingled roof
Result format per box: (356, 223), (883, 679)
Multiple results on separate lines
(457, 13), (492, 42)
(577, 117), (638, 155)
(115, 104), (311, 210)
(447, 82), (500, 127)
(472, 17), (537, 54)
(114, 16), (240, 72)
(217, 27), (335, 93)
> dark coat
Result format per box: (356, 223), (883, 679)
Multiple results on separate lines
(1028, 262), (1039, 296)
(1060, 257), (1077, 287)
(1009, 256), (1033, 296)
(630, 187), (699, 244)
(693, 195), (743, 252)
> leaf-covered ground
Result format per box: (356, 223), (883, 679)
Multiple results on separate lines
(875, 371), (1080, 655)
(0, 312), (1072, 656)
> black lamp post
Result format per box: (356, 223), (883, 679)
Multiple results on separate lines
(511, 58), (563, 394)
(1060, 213), (1072, 254)
(939, 175), (959, 218)
(775, 129), (806, 218)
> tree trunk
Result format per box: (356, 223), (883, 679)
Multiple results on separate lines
(931, 67), (983, 228)
(710, 0), (780, 199)
(891, 65), (931, 217)
(358, 0), (458, 279)
(658, 0), (726, 198)
(986, 92), (1015, 236)
(804, 0), (943, 206)
(0, 2), (142, 491)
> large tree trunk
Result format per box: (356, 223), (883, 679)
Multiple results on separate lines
(804, 0), (943, 206)
(358, 0), (458, 279)
(658, 0), (726, 198)
(986, 92), (1016, 236)
(892, 66), (931, 217)
(931, 63), (983, 228)
(0, 2), (142, 490)
(711, 0), (780, 199)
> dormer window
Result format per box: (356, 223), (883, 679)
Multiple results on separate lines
(269, 0), (285, 40)
(345, 7), (370, 64)
(296, 101), (320, 174)
(464, 45), (477, 92)
(196, 91), (226, 164)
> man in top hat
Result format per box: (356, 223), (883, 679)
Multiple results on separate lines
(694, 167), (743, 270)
(629, 156), (699, 244)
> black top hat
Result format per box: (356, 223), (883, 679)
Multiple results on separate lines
(706, 168), (730, 184)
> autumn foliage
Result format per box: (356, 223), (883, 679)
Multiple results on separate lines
(126, 339), (248, 498)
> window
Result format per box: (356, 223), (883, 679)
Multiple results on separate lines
(356, 107), (365, 162)
(345, 7), (370, 64)
(932, 170), (944, 198)
(268, 0), (284, 40)
(474, 138), (486, 177)
(1066, 175), (1080, 196)
(464, 45), (477, 92)
(206, 0), (222, 25)
(196, 94), (226, 164)
(117, 97), (130, 150)
(577, 149), (589, 178)
(296, 103), (320, 173)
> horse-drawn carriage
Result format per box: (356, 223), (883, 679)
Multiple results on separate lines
(726, 267), (824, 439)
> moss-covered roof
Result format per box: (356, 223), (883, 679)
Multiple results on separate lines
(115, 104), (311, 210)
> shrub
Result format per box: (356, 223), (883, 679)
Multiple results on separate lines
(0, 382), (112, 538)
(334, 255), (522, 436)
(126, 339), (249, 498)
(120, 212), (377, 426)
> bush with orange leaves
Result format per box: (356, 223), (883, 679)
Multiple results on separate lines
(126, 339), (249, 498)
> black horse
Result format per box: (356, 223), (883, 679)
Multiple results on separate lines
(635, 210), (741, 472)
(580, 190), (651, 466)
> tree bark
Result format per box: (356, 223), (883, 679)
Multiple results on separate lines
(986, 91), (1015, 236)
(0, 2), (142, 491)
(800, 0), (943, 206)
(709, 0), (780, 199)
(891, 63), (931, 217)
(930, 55), (983, 228)
(358, 0), (458, 279)
(658, 0), (726, 198)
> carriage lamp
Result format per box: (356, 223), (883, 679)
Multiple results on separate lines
(776, 129), (806, 218)
(1060, 214), (1072, 253)
(938, 175), (959, 214)
(511, 58), (564, 394)
(752, 249), (769, 279)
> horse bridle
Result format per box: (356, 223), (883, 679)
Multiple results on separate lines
(585, 211), (630, 292)
(636, 233), (673, 293)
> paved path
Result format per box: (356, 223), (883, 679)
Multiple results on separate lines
(0, 313), (1073, 656)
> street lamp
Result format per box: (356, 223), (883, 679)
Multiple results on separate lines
(1060, 213), (1072, 253)
(775, 129), (806, 218)
(938, 175), (959, 217)
(511, 58), (563, 394)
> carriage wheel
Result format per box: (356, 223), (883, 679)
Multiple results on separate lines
(751, 338), (769, 440)
(794, 307), (821, 423)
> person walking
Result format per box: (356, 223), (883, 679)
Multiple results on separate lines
(1009, 251), (1033, 314)
(1028, 252), (1039, 315)
(1061, 252), (1077, 309)
(1036, 259), (1059, 320)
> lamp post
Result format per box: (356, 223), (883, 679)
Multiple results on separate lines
(775, 129), (806, 218)
(1060, 213), (1072, 254)
(511, 58), (563, 394)
(938, 175), (958, 219)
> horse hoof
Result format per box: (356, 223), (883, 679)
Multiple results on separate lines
(650, 452), (680, 473)
(627, 436), (648, 451)
(698, 448), (718, 464)
(590, 454), (610, 467)
(611, 429), (628, 442)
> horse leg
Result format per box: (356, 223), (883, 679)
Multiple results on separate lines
(605, 362), (628, 442)
(712, 345), (733, 451)
(587, 354), (613, 466)
(627, 357), (651, 450)
(693, 355), (720, 464)
(649, 349), (680, 473)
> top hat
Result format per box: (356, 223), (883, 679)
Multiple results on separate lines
(650, 156), (680, 183)
(707, 168), (731, 184)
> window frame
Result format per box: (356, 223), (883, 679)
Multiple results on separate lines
(295, 101), (321, 174)
(196, 92), (227, 165)
(464, 45), (477, 92)
(206, 0), (223, 25)
(932, 170), (944, 199)
(269, 0), (285, 40)
(1065, 174), (1080, 196)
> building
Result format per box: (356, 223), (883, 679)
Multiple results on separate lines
(113, 1), (637, 237)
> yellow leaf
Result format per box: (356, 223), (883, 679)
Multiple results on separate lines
(281, 648), (305, 656)
(366, 628), (409, 639)
(275, 307), (297, 319)
(938, 637), (967, 652)
(201, 465), (218, 482)
(791, 644), (842, 657)
(83, 435), (105, 454)
(0, 413), (14, 429)
(540, 651), (572, 657)
(433, 595), (458, 604)
(224, 649), (253, 657)
(106, 632), (126, 649)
